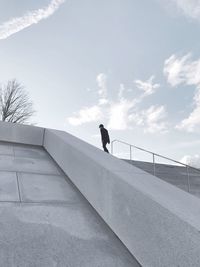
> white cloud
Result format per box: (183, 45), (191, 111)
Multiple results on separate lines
(164, 53), (200, 132)
(128, 113), (144, 126)
(135, 75), (160, 96)
(68, 105), (103, 126)
(176, 106), (200, 132)
(107, 99), (135, 130)
(130, 105), (168, 133)
(180, 154), (200, 168)
(98, 98), (109, 106)
(164, 53), (200, 87)
(170, 0), (200, 20)
(68, 74), (168, 133)
(96, 73), (107, 98)
(107, 83), (145, 130)
(0, 0), (65, 40)
(118, 84), (126, 99)
(144, 105), (168, 133)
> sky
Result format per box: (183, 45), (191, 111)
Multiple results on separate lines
(1, 0), (200, 165)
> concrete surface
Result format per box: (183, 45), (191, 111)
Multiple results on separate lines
(0, 172), (19, 201)
(44, 128), (200, 267)
(0, 143), (61, 175)
(0, 141), (140, 267)
(125, 159), (200, 197)
(18, 173), (79, 203)
(0, 121), (44, 146)
(2, 121), (200, 266)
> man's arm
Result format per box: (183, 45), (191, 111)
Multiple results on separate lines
(107, 131), (110, 144)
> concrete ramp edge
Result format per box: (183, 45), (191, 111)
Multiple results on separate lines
(43, 128), (200, 267)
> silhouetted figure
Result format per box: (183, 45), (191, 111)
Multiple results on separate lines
(99, 124), (110, 153)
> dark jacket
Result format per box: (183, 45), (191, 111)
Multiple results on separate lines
(100, 128), (110, 144)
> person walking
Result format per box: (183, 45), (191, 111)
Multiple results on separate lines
(99, 124), (110, 153)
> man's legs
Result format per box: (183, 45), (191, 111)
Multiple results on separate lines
(103, 141), (109, 153)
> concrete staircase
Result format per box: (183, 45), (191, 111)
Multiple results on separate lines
(124, 159), (200, 198)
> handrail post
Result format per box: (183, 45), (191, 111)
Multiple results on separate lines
(111, 140), (114, 155)
(153, 153), (156, 176)
(186, 166), (190, 192)
(130, 145), (132, 160)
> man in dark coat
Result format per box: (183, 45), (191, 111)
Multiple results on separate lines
(99, 124), (110, 153)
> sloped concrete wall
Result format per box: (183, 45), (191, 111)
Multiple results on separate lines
(125, 159), (200, 198)
(44, 129), (200, 267)
(0, 121), (44, 146)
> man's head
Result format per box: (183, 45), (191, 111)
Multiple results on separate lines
(99, 124), (104, 129)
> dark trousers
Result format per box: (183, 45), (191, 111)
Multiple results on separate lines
(102, 141), (109, 153)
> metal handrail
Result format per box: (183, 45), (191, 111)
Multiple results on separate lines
(111, 139), (200, 193)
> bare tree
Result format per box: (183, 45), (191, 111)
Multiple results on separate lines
(0, 79), (35, 124)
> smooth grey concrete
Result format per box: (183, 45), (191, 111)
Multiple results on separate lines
(125, 159), (200, 198)
(44, 128), (200, 267)
(0, 154), (62, 175)
(0, 141), (140, 267)
(0, 172), (19, 201)
(18, 173), (79, 203)
(0, 142), (14, 156)
(0, 121), (44, 146)
(14, 144), (48, 159)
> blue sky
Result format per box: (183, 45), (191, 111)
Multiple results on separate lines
(1, 0), (200, 165)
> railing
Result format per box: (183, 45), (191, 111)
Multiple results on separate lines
(111, 139), (200, 193)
